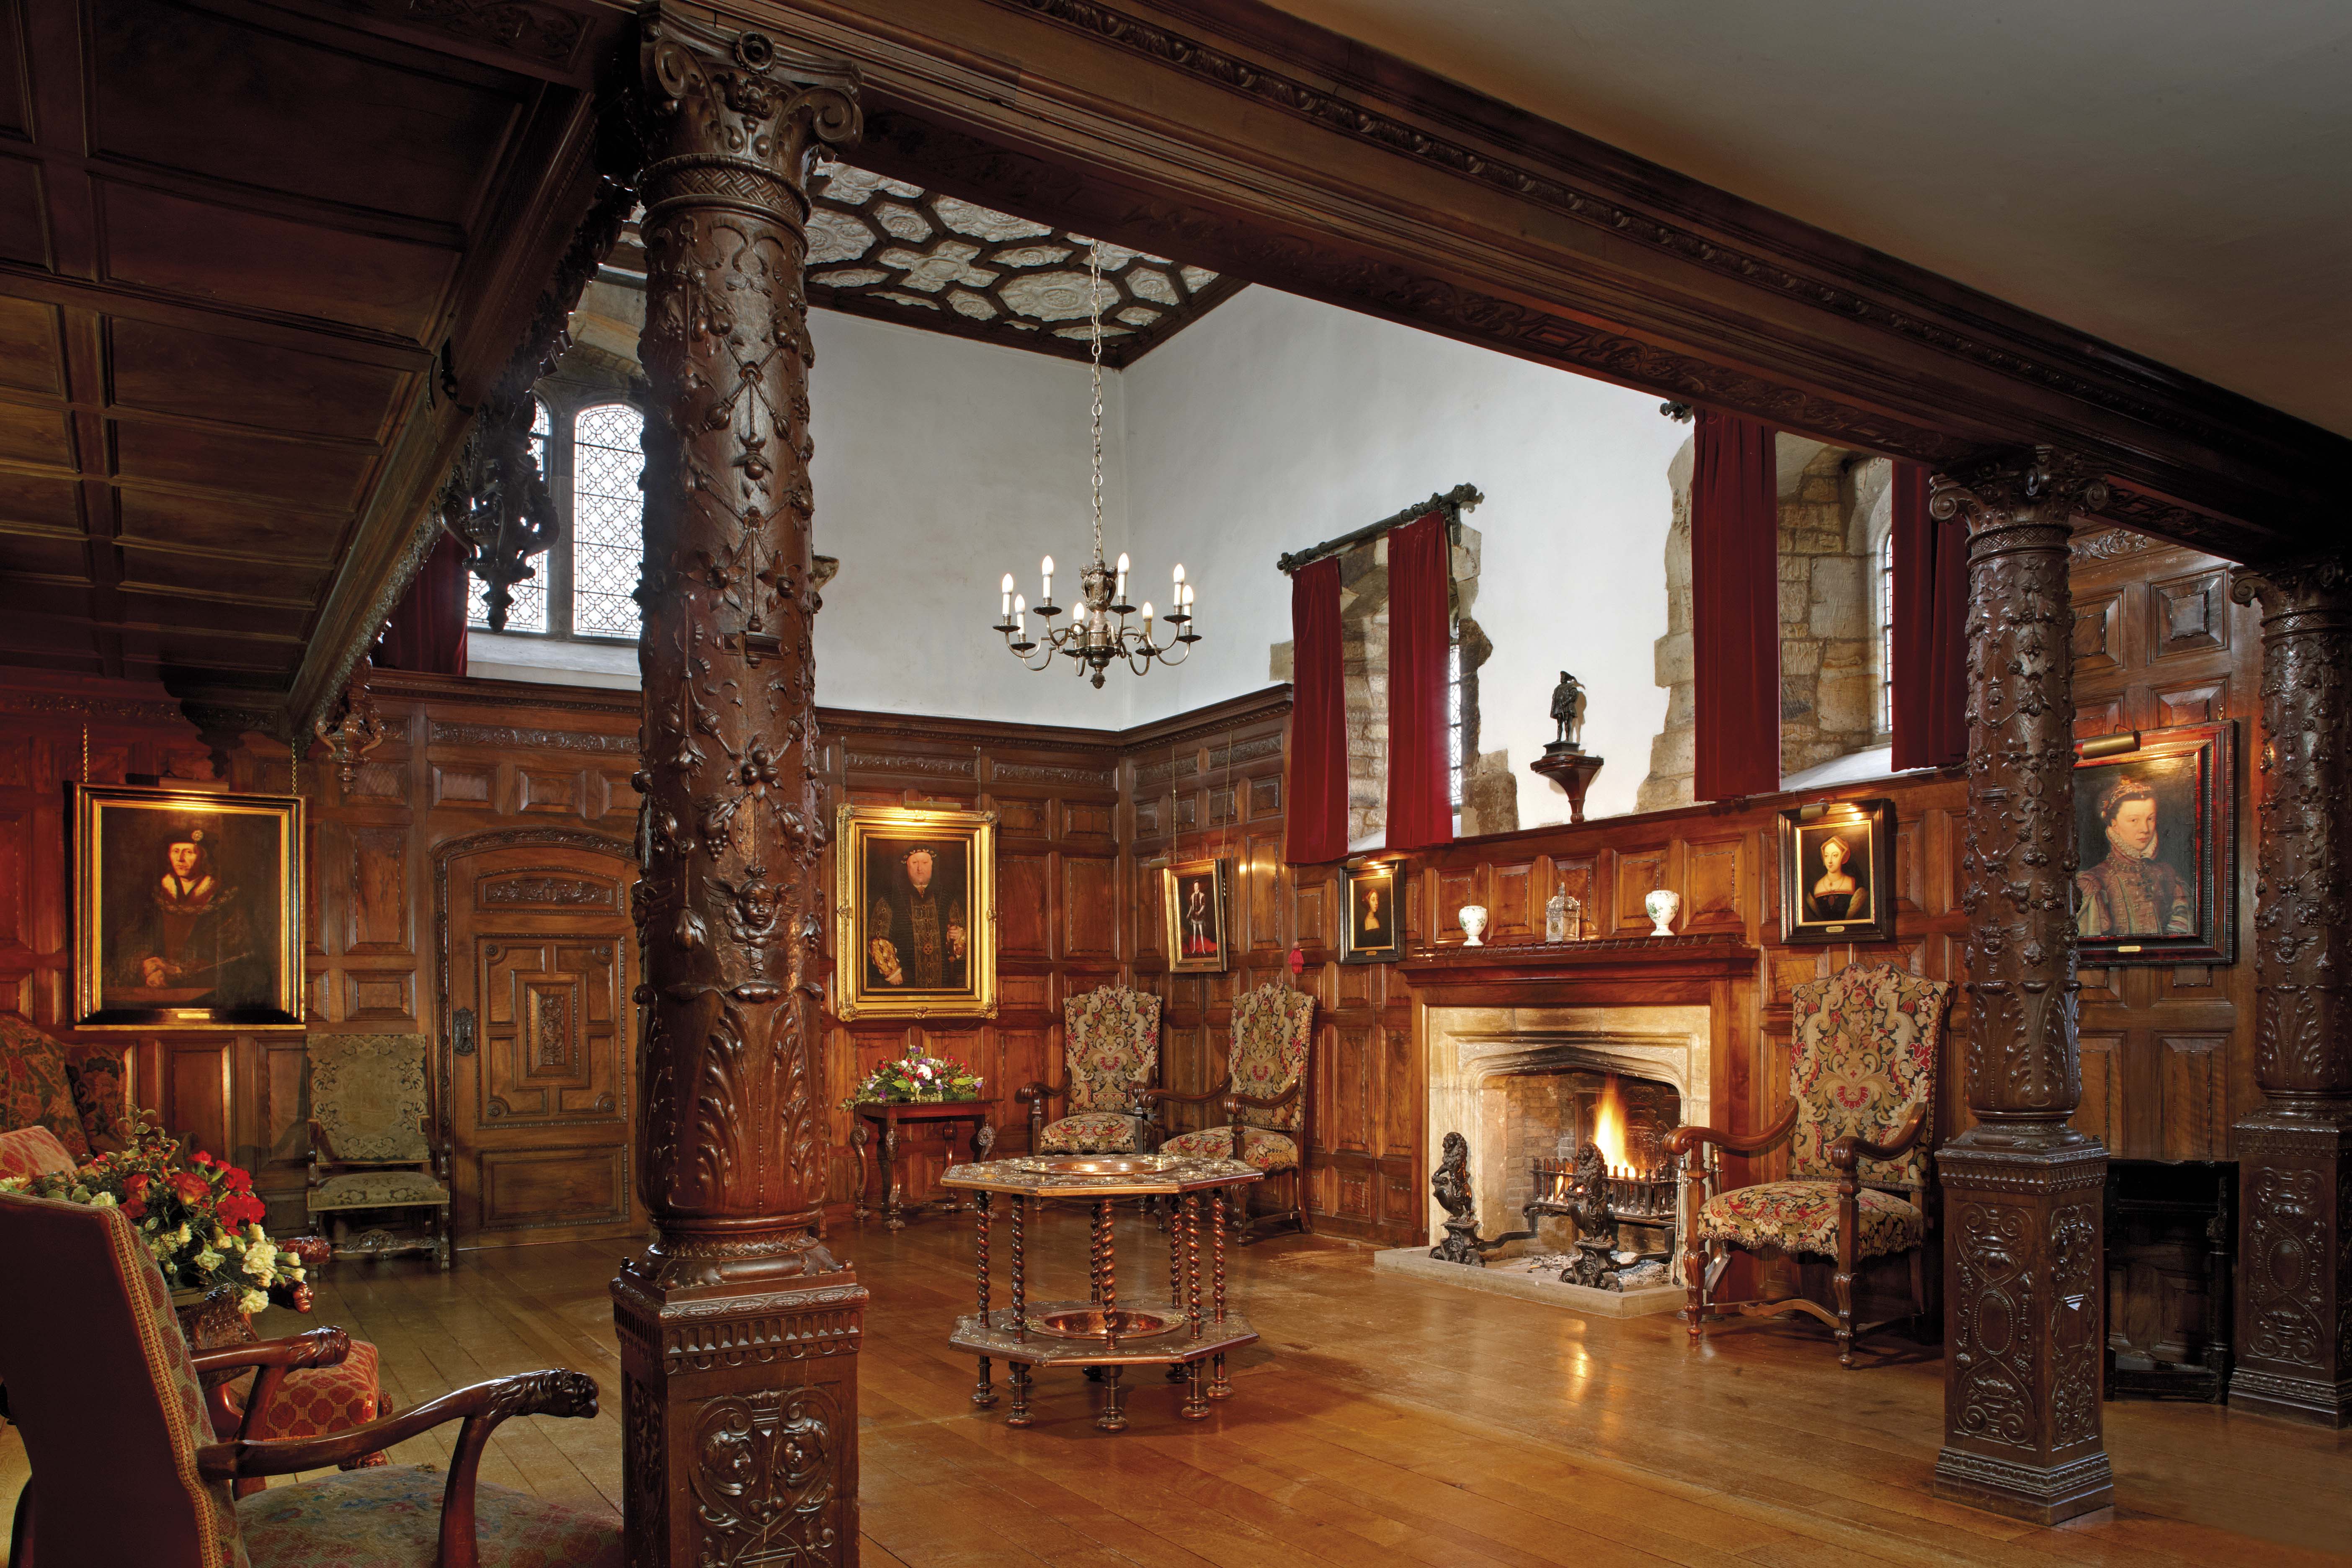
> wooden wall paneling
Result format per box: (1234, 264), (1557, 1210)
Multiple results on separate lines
(1683, 833), (1746, 931)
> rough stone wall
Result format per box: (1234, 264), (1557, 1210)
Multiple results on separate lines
(1637, 439), (1889, 807)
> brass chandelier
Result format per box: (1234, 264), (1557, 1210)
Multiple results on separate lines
(991, 240), (1199, 688)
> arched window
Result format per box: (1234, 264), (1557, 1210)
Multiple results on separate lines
(1876, 526), (1896, 737)
(570, 403), (645, 640)
(465, 399), (552, 633)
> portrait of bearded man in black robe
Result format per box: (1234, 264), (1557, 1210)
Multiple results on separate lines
(865, 841), (968, 992)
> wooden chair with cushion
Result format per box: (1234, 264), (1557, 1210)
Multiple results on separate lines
(1017, 984), (1162, 1155)
(1666, 961), (1950, 1367)
(1, 1012), (139, 1159)
(1150, 982), (1315, 1243)
(307, 1034), (452, 1269)
(177, 1280), (394, 1501)
(0, 1191), (618, 1568)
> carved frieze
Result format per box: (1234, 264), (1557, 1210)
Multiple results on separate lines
(430, 721), (637, 755)
(482, 875), (614, 907)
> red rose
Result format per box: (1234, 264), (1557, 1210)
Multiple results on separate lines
(219, 1167), (253, 1193)
(120, 1197), (147, 1220)
(170, 1171), (211, 1204)
(220, 1193), (268, 1225)
(123, 1172), (151, 1198)
(191, 1150), (215, 1167)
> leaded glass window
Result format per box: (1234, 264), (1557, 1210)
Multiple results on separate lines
(570, 403), (645, 640)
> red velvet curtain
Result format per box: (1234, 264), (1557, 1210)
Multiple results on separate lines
(1283, 556), (1347, 865)
(1385, 511), (1454, 852)
(374, 531), (469, 676)
(1691, 410), (1780, 800)
(1890, 461), (1969, 770)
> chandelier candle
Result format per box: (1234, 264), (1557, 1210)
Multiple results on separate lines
(991, 240), (1203, 687)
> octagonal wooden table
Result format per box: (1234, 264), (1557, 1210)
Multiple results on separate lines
(939, 1152), (1264, 1431)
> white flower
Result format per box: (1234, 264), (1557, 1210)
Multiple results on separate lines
(194, 1249), (224, 1273)
(285, 1264), (305, 1282)
(242, 1238), (279, 1280)
(169, 1224), (191, 1247)
(88, 1192), (118, 1208)
(240, 1290), (269, 1316)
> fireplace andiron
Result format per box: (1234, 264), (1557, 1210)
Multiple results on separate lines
(1429, 1130), (1677, 1289)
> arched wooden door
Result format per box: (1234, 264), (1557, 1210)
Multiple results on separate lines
(440, 837), (640, 1248)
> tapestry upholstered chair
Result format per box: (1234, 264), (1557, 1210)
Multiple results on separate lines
(2, 1011), (139, 1159)
(1666, 962), (1950, 1367)
(1017, 984), (1163, 1154)
(0, 1191), (619, 1568)
(177, 1277), (392, 1501)
(307, 1034), (453, 1269)
(1150, 982), (1315, 1243)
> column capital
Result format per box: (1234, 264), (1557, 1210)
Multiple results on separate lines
(638, 7), (861, 227)
(1929, 445), (2111, 538)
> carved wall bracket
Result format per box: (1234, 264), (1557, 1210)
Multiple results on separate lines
(312, 659), (390, 789)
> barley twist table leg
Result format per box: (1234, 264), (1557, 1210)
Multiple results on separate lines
(1008, 1362), (1033, 1428)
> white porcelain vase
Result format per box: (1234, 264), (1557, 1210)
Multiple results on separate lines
(1459, 904), (1489, 947)
(1643, 889), (1680, 937)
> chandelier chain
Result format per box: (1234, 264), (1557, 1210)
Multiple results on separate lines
(1089, 239), (1104, 563)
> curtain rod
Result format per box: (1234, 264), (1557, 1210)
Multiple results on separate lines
(1275, 483), (1484, 575)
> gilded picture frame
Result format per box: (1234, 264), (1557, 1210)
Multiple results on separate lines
(834, 804), (998, 1020)
(1162, 856), (1231, 974)
(1340, 861), (1404, 964)
(2072, 721), (2235, 967)
(72, 783), (306, 1029)
(1776, 797), (1896, 946)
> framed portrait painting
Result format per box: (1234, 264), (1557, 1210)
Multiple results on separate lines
(1777, 798), (1896, 945)
(72, 784), (305, 1029)
(2072, 721), (2235, 966)
(834, 805), (998, 1020)
(1162, 857), (1230, 975)
(1341, 861), (1404, 964)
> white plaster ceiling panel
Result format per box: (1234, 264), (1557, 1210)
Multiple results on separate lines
(1264, 0), (2352, 433)
(804, 160), (1246, 366)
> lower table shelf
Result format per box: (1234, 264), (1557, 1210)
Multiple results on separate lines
(949, 1302), (1260, 1429)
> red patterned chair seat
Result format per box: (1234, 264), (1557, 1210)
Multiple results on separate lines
(222, 1335), (391, 1468)
(237, 1463), (622, 1568)
(1037, 1111), (1142, 1153)
(1698, 1179), (1924, 1261)
(1159, 1124), (1298, 1173)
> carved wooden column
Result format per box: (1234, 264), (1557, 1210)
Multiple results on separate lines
(609, 13), (867, 1566)
(2228, 553), (2352, 1427)
(1926, 448), (2113, 1524)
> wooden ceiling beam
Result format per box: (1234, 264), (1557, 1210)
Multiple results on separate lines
(737, 0), (2343, 557)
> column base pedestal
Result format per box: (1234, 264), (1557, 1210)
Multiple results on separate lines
(2232, 1109), (2352, 1429)
(612, 1255), (868, 1567)
(1930, 1449), (2115, 1527)
(1932, 1128), (2113, 1524)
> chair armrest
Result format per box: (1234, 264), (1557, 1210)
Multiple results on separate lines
(1012, 1081), (1063, 1106)
(192, 1327), (351, 1443)
(1664, 1101), (1798, 1161)
(307, 1118), (341, 1168)
(1220, 1086), (1300, 1112)
(1826, 1105), (1927, 1173)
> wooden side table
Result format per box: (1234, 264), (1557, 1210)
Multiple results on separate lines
(850, 1099), (996, 1230)
(940, 1152), (1263, 1432)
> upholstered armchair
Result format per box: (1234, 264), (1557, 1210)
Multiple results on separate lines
(0, 1192), (619, 1568)
(1018, 985), (1163, 1155)
(1150, 983), (1315, 1243)
(306, 1034), (453, 1269)
(2, 1012), (140, 1159)
(178, 1278), (392, 1500)
(1666, 962), (1950, 1367)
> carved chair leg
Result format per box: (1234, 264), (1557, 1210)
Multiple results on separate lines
(1681, 1165), (1709, 1346)
(1909, 1246), (1930, 1342)
(1834, 1180), (1859, 1369)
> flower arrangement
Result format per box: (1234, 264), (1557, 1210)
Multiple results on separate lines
(0, 1125), (308, 1315)
(841, 1050), (984, 1108)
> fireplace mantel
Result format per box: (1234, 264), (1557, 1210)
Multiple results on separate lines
(1400, 934), (1759, 1003)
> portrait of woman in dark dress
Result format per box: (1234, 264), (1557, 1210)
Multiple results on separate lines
(1801, 832), (1872, 925)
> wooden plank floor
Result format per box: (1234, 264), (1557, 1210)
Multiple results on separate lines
(5, 1210), (2347, 1564)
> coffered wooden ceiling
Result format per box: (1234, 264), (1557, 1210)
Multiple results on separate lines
(0, 0), (622, 728)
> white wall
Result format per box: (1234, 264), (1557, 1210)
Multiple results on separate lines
(1117, 288), (1686, 825)
(808, 310), (1130, 724)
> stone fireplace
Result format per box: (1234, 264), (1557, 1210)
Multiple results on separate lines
(1424, 1004), (1711, 1254)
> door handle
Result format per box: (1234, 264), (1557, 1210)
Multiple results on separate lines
(451, 1006), (477, 1057)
